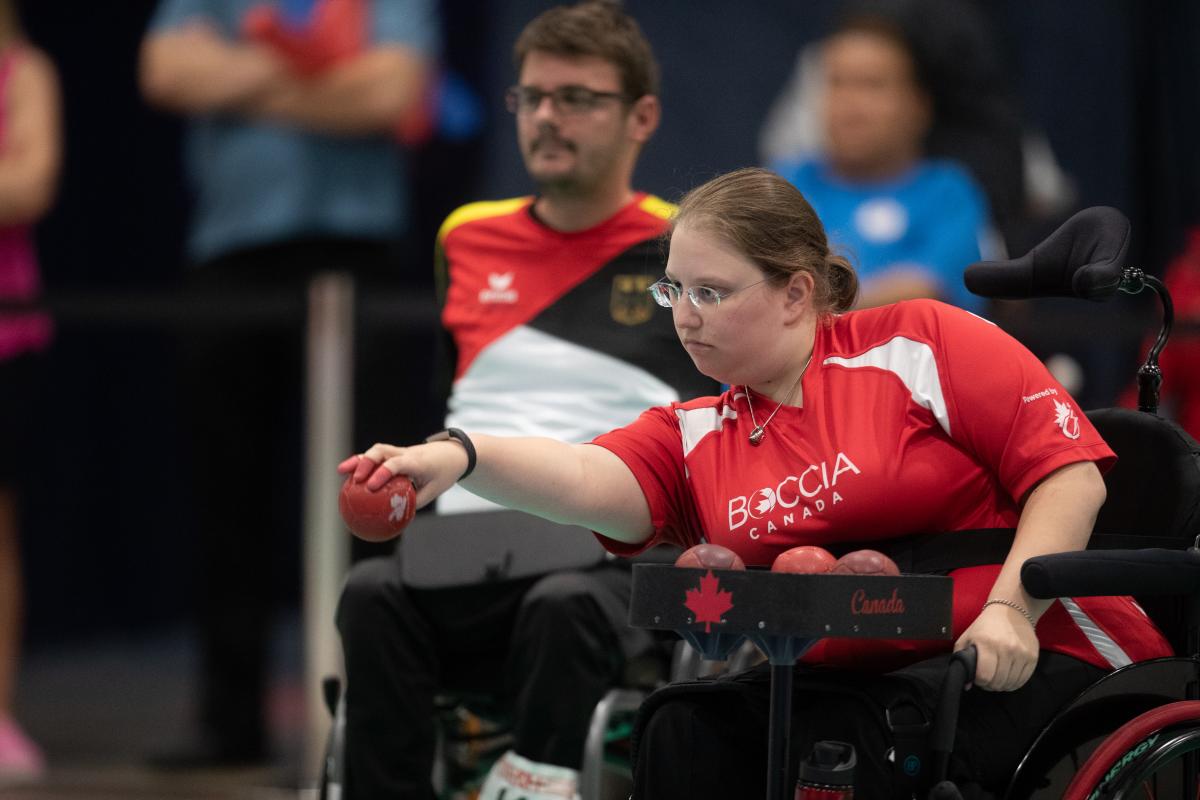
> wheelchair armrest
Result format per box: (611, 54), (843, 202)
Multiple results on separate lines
(1021, 548), (1200, 600)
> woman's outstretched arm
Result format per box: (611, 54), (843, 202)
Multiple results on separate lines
(343, 434), (655, 545)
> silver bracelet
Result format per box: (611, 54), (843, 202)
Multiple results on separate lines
(983, 598), (1036, 627)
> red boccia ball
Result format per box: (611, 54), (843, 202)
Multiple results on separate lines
(675, 543), (747, 570)
(771, 545), (837, 574)
(338, 473), (417, 542)
(831, 549), (901, 576)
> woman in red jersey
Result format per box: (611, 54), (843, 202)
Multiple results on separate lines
(342, 168), (1172, 798)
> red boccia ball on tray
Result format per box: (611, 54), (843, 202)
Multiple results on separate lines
(338, 472), (417, 542)
(770, 545), (838, 574)
(674, 543), (747, 571)
(831, 549), (901, 576)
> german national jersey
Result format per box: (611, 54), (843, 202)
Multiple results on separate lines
(593, 299), (1172, 672)
(435, 193), (716, 513)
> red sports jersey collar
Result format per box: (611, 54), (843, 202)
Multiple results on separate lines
(522, 191), (654, 240)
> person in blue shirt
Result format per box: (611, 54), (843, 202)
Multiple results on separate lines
(140, 0), (439, 766)
(773, 14), (995, 313)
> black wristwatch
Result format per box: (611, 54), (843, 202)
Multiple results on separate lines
(425, 428), (476, 481)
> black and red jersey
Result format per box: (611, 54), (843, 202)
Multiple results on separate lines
(435, 193), (716, 513)
(593, 299), (1172, 672)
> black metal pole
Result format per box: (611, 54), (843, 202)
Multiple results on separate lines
(767, 663), (794, 800)
(1119, 269), (1174, 415)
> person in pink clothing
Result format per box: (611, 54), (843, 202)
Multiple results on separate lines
(0, 0), (60, 784)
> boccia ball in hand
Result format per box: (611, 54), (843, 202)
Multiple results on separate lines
(675, 543), (746, 570)
(771, 545), (837, 574)
(831, 549), (901, 576)
(338, 472), (416, 542)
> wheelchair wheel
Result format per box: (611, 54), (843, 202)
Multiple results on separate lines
(1061, 700), (1200, 800)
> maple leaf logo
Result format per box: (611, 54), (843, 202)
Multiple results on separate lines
(1053, 399), (1081, 440)
(750, 488), (776, 519)
(684, 570), (734, 633)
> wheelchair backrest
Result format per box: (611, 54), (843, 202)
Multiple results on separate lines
(1087, 407), (1200, 543)
(1087, 407), (1200, 653)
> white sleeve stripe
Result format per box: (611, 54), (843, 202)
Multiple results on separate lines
(823, 336), (951, 436)
(1059, 597), (1133, 669)
(676, 404), (738, 458)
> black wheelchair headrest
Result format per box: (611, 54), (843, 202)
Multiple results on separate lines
(964, 206), (1131, 301)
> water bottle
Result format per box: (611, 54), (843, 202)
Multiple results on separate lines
(795, 740), (856, 799)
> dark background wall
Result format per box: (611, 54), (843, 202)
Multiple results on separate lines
(15, 1), (1199, 643)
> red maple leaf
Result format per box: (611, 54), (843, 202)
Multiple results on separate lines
(684, 570), (734, 633)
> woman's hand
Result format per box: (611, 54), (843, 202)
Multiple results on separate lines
(337, 440), (469, 510)
(957, 461), (1105, 692)
(954, 602), (1040, 692)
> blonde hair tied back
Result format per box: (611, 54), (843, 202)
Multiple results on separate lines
(672, 167), (860, 316)
(824, 251), (859, 313)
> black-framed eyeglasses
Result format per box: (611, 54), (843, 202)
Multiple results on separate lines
(648, 277), (770, 310)
(505, 85), (628, 116)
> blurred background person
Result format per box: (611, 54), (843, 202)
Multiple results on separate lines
(769, 7), (999, 312)
(760, 0), (1079, 255)
(0, 0), (60, 783)
(139, 0), (439, 768)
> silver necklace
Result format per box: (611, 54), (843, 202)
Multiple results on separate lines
(745, 351), (814, 446)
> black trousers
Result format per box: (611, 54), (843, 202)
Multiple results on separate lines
(632, 650), (1107, 800)
(183, 237), (439, 749)
(335, 554), (638, 799)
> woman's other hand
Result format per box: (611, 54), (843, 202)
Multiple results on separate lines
(955, 601), (1040, 692)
